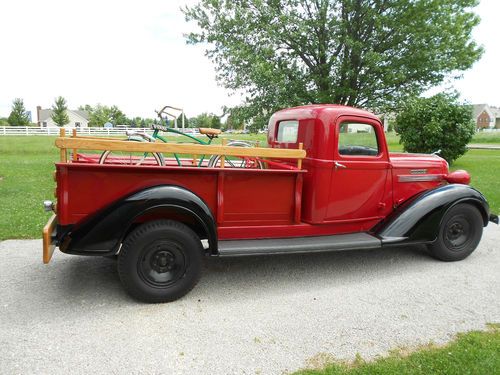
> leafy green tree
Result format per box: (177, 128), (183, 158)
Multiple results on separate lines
(190, 113), (211, 128)
(395, 93), (475, 164)
(80, 104), (128, 126)
(225, 115), (243, 130)
(211, 115), (221, 129)
(184, 0), (482, 123)
(7, 98), (30, 126)
(0, 117), (10, 126)
(189, 113), (221, 128)
(51, 96), (70, 126)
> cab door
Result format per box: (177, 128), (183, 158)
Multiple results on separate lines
(325, 116), (391, 225)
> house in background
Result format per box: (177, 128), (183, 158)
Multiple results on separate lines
(36, 106), (89, 128)
(472, 104), (500, 130)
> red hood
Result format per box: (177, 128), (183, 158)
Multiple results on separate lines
(390, 152), (450, 205)
(389, 152), (448, 171)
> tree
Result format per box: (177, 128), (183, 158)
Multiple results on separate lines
(189, 113), (221, 128)
(80, 104), (128, 126)
(183, 0), (482, 123)
(7, 98), (30, 126)
(51, 96), (70, 126)
(211, 115), (221, 129)
(395, 93), (475, 164)
(225, 115), (243, 130)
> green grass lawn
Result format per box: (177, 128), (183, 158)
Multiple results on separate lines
(0, 137), (58, 240)
(0, 134), (499, 240)
(470, 131), (500, 144)
(295, 324), (500, 375)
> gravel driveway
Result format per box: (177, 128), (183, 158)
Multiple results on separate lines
(1, 225), (499, 374)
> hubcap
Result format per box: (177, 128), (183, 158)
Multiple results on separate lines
(444, 215), (472, 250)
(151, 250), (176, 273)
(138, 240), (187, 287)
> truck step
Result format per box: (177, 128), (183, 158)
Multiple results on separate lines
(217, 233), (381, 256)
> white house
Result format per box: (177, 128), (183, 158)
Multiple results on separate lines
(37, 106), (89, 128)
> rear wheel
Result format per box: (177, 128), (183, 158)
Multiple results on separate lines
(117, 220), (203, 303)
(428, 203), (483, 261)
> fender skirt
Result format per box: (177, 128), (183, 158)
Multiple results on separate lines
(372, 184), (492, 246)
(58, 185), (217, 256)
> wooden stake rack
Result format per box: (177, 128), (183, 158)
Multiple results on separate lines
(56, 128), (306, 169)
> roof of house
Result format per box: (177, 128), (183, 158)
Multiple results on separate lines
(490, 106), (500, 118)
(472, 104), (489, 118)
(472, 104), (498, 119)
(38, 108), (89, 122)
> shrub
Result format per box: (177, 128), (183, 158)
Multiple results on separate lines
(395, 94), (475, 164)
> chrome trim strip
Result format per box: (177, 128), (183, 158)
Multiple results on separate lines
(398, 175), (443, 182)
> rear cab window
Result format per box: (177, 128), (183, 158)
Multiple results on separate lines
(277, 120), (299, 143)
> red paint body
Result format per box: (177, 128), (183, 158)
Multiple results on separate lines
(56, 105), (453, 240)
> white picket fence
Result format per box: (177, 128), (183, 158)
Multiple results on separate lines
(0, 126), (191, 136)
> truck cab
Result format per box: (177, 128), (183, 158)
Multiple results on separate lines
(268, 105), (448, 229)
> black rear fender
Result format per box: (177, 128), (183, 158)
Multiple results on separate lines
(373, 184), (491, 246)
(59, 185), (217, 256)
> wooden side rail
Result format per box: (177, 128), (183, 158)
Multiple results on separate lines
(55, 129), (306, 168)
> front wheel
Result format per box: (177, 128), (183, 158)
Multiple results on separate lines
(117, 220), (203, 303)
(428, 203), (483, 261)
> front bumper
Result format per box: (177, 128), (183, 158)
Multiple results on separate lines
(43, 214), (58, 263)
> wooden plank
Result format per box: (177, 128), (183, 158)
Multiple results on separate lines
(59, 128), (67, 162)
(55, 137), (306, 159)
(72, 128), (78, 162)
(220, 138), (226, 168)
(297, 143), (303, 170)
(67, 135), (122, 140)
(42, 214), (57, 264)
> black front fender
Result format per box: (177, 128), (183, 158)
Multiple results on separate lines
(373, 184), (491, 245)
(59, 185), (217, 256)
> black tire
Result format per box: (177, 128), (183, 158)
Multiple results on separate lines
(428, 203), (483, 262)
(117, 220), (203, 303)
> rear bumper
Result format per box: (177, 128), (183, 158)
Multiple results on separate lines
(43, 214), (58, 264)
(490, 214), (499, 225)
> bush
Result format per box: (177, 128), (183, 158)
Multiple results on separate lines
(395, 94), (475, 164)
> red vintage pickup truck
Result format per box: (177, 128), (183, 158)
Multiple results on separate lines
(43, 105), (498, 302)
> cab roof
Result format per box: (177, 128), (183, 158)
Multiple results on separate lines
(272, 104), (380, 122)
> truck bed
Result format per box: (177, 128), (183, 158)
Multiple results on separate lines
(56, 161), (305, 239)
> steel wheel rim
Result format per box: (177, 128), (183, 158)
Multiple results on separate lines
(138, 240), (188, 287)
(443, 214), (473, 251)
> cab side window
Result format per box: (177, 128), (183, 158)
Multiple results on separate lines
(338, 122), (379, 156)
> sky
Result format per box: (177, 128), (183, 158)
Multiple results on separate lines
(0, 0), (499, 120)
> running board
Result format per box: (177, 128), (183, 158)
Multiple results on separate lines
(217, 233), (381, 256)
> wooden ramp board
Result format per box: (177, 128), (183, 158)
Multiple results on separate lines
(217, 233), (381, 256)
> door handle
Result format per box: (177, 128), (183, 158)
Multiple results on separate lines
(335, 162), (347, 169)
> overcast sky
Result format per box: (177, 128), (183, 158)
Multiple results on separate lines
(0, 0), (498, 120)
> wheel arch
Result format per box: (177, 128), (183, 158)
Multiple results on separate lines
(447, 197), (489, 227)
(59, 185), (217, 256)
(373, 184), (490, 246)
